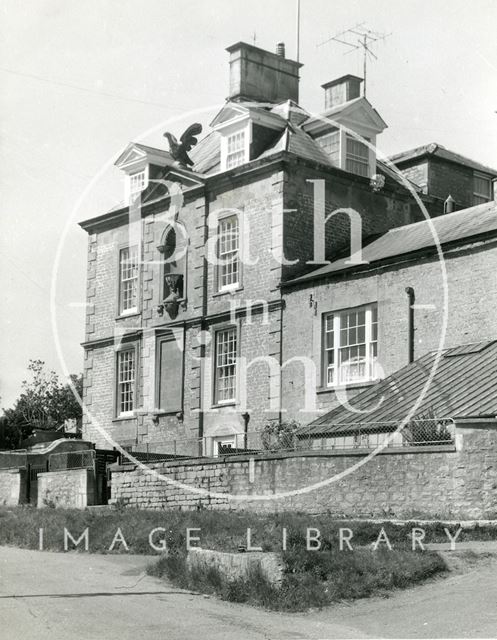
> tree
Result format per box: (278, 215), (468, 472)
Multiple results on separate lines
(0, 360), (83, 450)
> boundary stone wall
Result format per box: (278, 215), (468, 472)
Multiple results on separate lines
(0, 469), (26, 506)
(109, 424), (497, 519)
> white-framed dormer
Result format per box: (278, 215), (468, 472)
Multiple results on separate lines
(312, 117), (381, 179)
(212, 104), (252, 172)
(303, 80), (387, 179)
(342, 129), (376, 179)
(211, 102), (285, 173)
(219, 120), (252, 171)
(115, 143), (171, 204)
(126, 165), (149, 203)
(314, 126), (377, 178)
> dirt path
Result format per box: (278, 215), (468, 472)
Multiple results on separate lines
(0, 546), (495, 639)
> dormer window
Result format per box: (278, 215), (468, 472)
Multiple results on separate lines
(115, 142), (204, 207)
(128, 168), (148, 202)
(226, 131), (246, 169)
(315, 130), (373, 178)
(211, 101), (286, 174)
(303, 79), (386, 180)
(316, 130), (340, 165)
(130, 170), (146, 195)
(219, 124), (251, 171)
(345, 135), (370, 178)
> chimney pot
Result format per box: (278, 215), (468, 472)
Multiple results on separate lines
(276, 42), (285, 57)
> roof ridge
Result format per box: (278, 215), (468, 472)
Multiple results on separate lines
(438, 338), (497, 353)
(389, 142), (497, 175)
(388, 201), (496, 234)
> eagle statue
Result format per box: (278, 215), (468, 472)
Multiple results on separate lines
(163, 123), (202, 168)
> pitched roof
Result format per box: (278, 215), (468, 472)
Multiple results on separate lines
(302, 96), (388, 133)
(196, 100), (336, 172)
(270, 100), (310, 127)
(289, 200), (497, 284)
(389, 142), (497, 176)
(114, 142), (173, 168)
(189, 130), (221, 175)
(258, 125), (333, 166)
(303, 340), (497, 436)
(210, 101), (288, 130)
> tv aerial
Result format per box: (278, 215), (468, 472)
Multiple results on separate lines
(317, 23), (391, 98)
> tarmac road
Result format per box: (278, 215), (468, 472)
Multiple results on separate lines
(0, 546), (496, 639)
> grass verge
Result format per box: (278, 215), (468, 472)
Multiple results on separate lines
(147, 545), (447, 611)
(2, 505), (485, 611)
(1, 505), (497, 553)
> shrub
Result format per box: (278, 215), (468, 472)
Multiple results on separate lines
(260, 420), (301, 451)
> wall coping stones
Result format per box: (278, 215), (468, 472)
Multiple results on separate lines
(111, 444), (457, 472)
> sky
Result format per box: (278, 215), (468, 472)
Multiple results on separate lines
(1, 0), (496, 409)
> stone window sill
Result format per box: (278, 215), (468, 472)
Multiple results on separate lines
(151, 410), (182, 417)
(212, 286), (244, 298)
(211, 402), (237, 409)
(115, 312), (141, 321)
(112, 414), (137, 422)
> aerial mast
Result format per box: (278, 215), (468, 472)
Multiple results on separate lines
(317, 24), (391, 98)
(296, 0), (301, 62)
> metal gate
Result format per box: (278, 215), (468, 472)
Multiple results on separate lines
(27, 462), (48, 505)
(95, 450), (119, 504)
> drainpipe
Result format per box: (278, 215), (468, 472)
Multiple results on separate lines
(278, 291), (284, 428)
(241, 412), (250, 449)
(405, 287), (415, 364)
(197, 186), (209, 455)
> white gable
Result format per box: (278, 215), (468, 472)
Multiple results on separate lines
(303, 97), (387, 137)
(210, 103), (249, 129)
(115, 144), (148, 170)
(115, 143), (172, 172)
(335, 99), (388, 134)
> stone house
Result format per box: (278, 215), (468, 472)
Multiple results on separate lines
(79, 40), (497, 457)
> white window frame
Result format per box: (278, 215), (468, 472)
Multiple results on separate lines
(116, 347), (136, 417)
(345, 134), (370, 177)
(119, 246), (139, 315)
(220, 122), (251, 171)
(126, 165), (149, 203)
(226, 130), (246, 169)
(316, 130), (340, 165)
(323, 304), (378, 387)
(473, 173), (492, 205)
(217, 214), (240, 292)
(214, 327), (237, 404)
